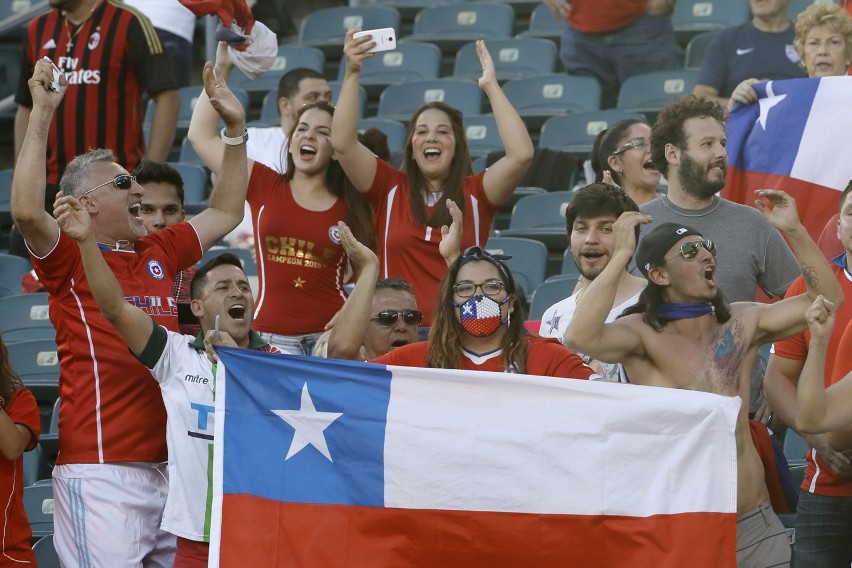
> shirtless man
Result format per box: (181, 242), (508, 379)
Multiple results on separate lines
(564, 190), (843, 566)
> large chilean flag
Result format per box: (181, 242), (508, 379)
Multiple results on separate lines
(210, 348), (739, 567)
(723, 77), (852, 239)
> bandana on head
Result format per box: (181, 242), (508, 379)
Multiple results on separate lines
(455, 295), (510, 338)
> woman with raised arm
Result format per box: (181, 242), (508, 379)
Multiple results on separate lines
(0, 337), (40, 566)
(332, 34), (534, 327)
(188, 51), (375, 356)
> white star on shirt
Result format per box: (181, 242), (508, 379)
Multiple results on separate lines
(757, 82), (786, 130)
(273, 383), (342, 462)
(546, 313), (562, 335)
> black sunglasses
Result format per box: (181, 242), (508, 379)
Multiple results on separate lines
(371, 309), (423, 326)
(664, 239), (717, 262)
(81, 174), (136, 197)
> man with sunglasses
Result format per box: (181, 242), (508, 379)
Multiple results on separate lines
(565, 189), (843, 566)
(362, 279), (423, 360)
(12, 59), (248, 566)
(636, 95), (801, 423)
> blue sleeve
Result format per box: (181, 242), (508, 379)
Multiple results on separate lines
(696, 31), (731, 91)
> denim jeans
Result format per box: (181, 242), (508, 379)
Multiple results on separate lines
(794, 489), (852, 568)
(559, 13), (678, 109)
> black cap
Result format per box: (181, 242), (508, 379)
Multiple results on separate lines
(635, 223), (703, 278)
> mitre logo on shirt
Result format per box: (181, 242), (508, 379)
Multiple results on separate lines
(55, 56), (102, 85)
(264, 236), (336, 268)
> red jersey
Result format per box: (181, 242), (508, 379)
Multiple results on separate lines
(0, 388), (40, 566)
(31, 223), (202, 464)
(367, 158), (497, 325)
(372, 336), (595, 379)
(15, 0), (177, 185)
(248, 164), (348, 335)
(567, 0), (648, 33)
(773, 258), (852, 496)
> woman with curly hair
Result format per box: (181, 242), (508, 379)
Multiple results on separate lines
(0, 338), (40, 566)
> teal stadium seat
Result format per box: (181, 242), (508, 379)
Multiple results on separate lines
(672, 0), (750, 46)
(497, 191), (574, 251)
(377, 78), (482, 122)
(484, 236), (548, 294)
(503, 73), (601, 131)
(453, 38), (557, 83)
(359, 117), (407, 156)
(518, 3), (565, 44)
(0, 293), (54, 343)
(406, 2), (515, 54)
(463, 114), (503, 159)
(529, 276), (579, 320)
(338, 40), (441, 98)
(32, 534), (60, 568)
(23, 484), (54, 540)
(166, 162), (209, 208)
(539, 110), (647, 155)
(616, 70), (700, 121)
(229, 45), (325, 108)
(299, 6), (401, 59)
(684, 31), (720, 70)
(0, 253), (32, 298)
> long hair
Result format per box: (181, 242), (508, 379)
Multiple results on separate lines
(401, 101), (473, 228)
(0, 338), (23, 410)
(591, 119), (646, 186)
(427, 252), (531, 372)
(619, 283), (731, 331)
(284, 101), (377, 251)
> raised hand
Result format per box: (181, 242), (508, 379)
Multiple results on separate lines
(727, 78), (760, 110)
(476, 40), (497, 91)
(805, 296), (836, 343)
(202, 61), (245, 133)
(612, 211), (652, 258)
(204, 329), (238, 363)
(53, 193), (92, 242)
(439, 198), (464, 265)
(339, 221), (378, 275)
(754, 189), (803, 234)
(342, 29), (375, 75)
(29, 57), (68, 110)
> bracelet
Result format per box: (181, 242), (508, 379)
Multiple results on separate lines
(220, 127), (249, 146)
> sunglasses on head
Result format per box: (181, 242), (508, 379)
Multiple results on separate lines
(371, 309), (423, 326)
(81, 174), (136, 197)
(664, 239), (717, 262)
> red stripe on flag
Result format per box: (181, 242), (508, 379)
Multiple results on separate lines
(219, 494), (736, 567)
(723, 168), (840, 241)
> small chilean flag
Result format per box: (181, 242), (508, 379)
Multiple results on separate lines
(458, 297), (503, 337)
(210, 349), (739, 567)
(723, 77), (852, 239)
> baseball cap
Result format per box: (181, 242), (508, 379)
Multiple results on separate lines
(635, 223), (703, 278)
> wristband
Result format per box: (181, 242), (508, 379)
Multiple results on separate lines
(220, 127), (249, 146)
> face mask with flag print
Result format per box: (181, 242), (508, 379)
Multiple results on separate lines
(454, 295), (511, 338)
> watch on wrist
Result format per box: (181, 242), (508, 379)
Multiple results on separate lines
(220, 127), (249, 146)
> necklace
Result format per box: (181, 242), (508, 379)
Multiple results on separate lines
(65, 20), (87, 51)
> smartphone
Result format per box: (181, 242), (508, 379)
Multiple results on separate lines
(353, 28), (397, 53)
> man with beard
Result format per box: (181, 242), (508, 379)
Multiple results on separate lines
(540, 183), (647, 381)
(635, 95), (800, 419)
(565, 196), (843, 566)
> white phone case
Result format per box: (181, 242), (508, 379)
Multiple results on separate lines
(353, 28), (397, 53)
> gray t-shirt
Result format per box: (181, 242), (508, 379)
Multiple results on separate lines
(633, 195), (801, 411)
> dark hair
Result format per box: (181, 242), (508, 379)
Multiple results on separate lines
(277, 67), (326, 101)
(650, 96), (728, 177)
(132, 159), (185, 205)
(0, 337), (23, 409)
(840, 179), (852, 213)
(359, 127), (391, 163)
(402, 101), (473, 228)
(591, 119), (646, 185)
(619, 284), (731, 331)
(190, 252), (245, 299)
(427, 249), (530, 372)
(565, 183), (641, 242)
(284, 101), (377, 252)
(375, 277), (415, 298)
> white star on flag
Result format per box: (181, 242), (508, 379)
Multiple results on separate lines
(757, 81), (786, 130)
(463, 304), (474, 316)
(273, 383), (342, 462)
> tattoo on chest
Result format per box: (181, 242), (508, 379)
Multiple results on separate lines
(709, 321), (746, 387)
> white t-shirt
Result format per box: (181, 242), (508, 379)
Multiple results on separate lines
(123, 0), (196, 42)
(540, 289), (642, 382)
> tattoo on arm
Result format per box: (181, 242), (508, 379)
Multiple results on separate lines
(802, 266), (818, 290)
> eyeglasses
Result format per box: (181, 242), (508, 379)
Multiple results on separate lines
(611, 138), (650, 156)
(453, 279), (505, 298)
(371, 309), (423, 326)
(664, 239), (717, 262)
(81, 174), (136, 197)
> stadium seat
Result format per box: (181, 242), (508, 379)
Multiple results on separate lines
(166, 162), (208, 207)
(329, 81), (368, 118)
(463, 114), (503, 159)
(178, 138), (207, 168)
(497, 191), (573, 251)
(375, 0), (463, 20)
(22, 443), (43, 487)
(339, 40), (441, 98)
(672, 0), (750, 46)
(377, 78), (482, 122)
(32, 534), (60, 568)
(529, 276), (579, 320)
(560, 248), (580, 279)
(299, 6), (401, 59)
(257, 89), (281, 127)
(503, 73), (601, 131)
(783, 430), (809, 466)
(492, 186), (547, 231)
(23, 484), (54, 540)
(199, 247), (258, 277)
(406, 2), (515, 54)
(452, 38), (557, 83)
(0, 253), (32, 298)
(518, 3), (565, 43)
(472, 155), (487, 173)
(0, 44), (23, 100)
(539, 110), (646, 155)
(616, 70), (700, 120)
(484, 236), (548, 294)
(501, 0), (539, 18)
(683, 31), (719, 70)
(146, 86), (249, 143)
(0, 293), (54, 343)
(359, 117), (408, 156)
(0, 169), (13, 219)
(229, 45), (326, 107)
